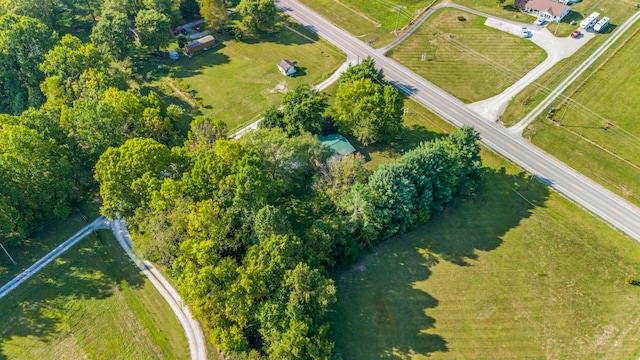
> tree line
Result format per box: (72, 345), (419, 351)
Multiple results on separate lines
(0, 0), (278, 242)
(93, 59), (483, 359)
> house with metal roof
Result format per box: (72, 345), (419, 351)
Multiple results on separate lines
(319, 134), (356, 156)
(184, 35), (216, 56)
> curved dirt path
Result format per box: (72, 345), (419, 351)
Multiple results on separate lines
(0, 217), (207, 360)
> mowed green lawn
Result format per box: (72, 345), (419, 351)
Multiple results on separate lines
(389, 8), (546, 103)
(330, 96), (640, 358)
(0, 231), (189, 359)
(331, 146), (640, 359)
(298, 0), (430, 47)
(522, 25), (640, 206)
(156, 25), (344, 131)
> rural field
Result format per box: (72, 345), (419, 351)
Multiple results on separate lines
(145, 24), (345, 131)
(388, 8), (546, 103)
(0, 230), (189, 359)
(331, 133), (640, 359)
(520, 22), (640, 206)
(298, 0), (430, 47)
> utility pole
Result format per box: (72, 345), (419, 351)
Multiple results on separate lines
(559, 99), (572, 125)
(0, 242), (16, 265)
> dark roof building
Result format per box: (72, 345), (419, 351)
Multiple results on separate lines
(184, 35), (216, 56)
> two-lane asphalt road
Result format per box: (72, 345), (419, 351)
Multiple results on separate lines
(276, 0), (640, 242)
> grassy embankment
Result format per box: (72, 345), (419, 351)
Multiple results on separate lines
(330, 98), (640, 359)
(0, 218), (189, 359)
(298, 0), (431, 48)
(142, 23), (345, 132)
(388, 8), (546, 103)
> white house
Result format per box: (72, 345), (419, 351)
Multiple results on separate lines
(277, 59), (297, 76)
(514, 0), (571, 22)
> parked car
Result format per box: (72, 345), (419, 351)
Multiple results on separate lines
(170, 27), (178, 36)
(181, 28), (188, 35)
(571, 29), (581, 38)
(534, 18), (545, 26)
(194, 23), (201, 32)
(521, 27), (530, 38)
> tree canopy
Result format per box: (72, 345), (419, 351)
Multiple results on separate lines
(237, 0), (277, 33)
(334, 57), (403, 145)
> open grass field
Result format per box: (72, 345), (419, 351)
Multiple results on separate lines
(452, 0), (638, 37)
(388, 8), (546, 103)
(517, 22), (640, 206)
(145, 24), (345, 131)
(298, 0), (431, 48)
(331, 137), (640, 358)
(0, 230), (189, 359)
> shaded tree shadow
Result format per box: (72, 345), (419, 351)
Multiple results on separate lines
(240, 18), (320, 45)
(600, 23), (617, 35)
(131, 44), (231, 82)
(348, 122), (447, 163)
(388, 80), (418, 96)
(331, 237), (447, 359)
(0, 231), (147, 358)
(501, 5), (521, 12)
(561, 10), (584, 24)
(331, 167), (550, 358)
(424, 168), (549, 266)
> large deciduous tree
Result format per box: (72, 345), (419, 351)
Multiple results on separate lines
(179, 0), (200, 21)
(90, 10), (134, 61)
(0, 124), (73, 242)
(199, 0), (227, 31)
(135, 9), (172, 51)
(237, 0), (277, 33)
(261, 84), (328, 136)
(94, 137), (177, 218)
(40, 34), (110, 103)
(0, 14), (56, 115)
(334, 77), (403, 145)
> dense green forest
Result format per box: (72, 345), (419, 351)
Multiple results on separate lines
(0, 0), (483, 357)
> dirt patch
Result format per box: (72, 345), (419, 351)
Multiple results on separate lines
(265, 80), (288, 94)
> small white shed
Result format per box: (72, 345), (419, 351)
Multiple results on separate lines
(277, 59), (297, 76)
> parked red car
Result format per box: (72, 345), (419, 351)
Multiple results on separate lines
(571, 29), (581, 38)
(194, 24), (201, 32)
(170, 27), (178, 36)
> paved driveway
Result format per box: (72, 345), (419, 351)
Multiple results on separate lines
(468, 18), (596, 122)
